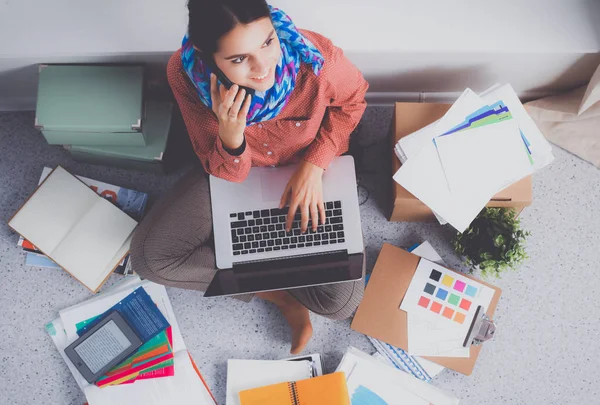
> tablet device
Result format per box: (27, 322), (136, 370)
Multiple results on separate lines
(64, 310), (143, 383)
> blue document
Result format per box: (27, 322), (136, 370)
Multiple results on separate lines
(77, 287), (170, 343)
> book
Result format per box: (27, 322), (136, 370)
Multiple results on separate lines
(239, 372), (350, 405)
(19, 166), (148, 276)
(8, 166), (137, 292)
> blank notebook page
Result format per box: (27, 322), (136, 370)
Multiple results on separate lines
(9, 166), (98, 254)
(51, 197), (137, 289)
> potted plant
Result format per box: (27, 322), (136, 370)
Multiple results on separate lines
(452, 208), (530, 278)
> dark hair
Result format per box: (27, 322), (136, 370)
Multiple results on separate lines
(188, 0), (271, 55)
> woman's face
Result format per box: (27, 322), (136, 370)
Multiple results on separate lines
(213, 17), (281, 92)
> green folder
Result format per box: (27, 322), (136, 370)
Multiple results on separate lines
(68, 101), (173, 173)
(36, 65), (145, 146)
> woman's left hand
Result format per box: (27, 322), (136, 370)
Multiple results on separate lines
(280, 161), (326, 233)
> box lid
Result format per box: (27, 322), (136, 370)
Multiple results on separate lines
(392, 102), (532, 205)
(69, 101), (172, 162)
(35, 65), (144, 133)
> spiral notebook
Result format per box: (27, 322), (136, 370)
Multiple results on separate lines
(226, 359), (313, 405)
(239, 372), (350, 405)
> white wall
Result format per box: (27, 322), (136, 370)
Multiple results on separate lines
(1, 0), (599, 110)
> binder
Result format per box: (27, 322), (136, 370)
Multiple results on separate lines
(351, 243), (502, 375)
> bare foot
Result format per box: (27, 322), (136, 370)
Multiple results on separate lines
(257, 291), (313, 354)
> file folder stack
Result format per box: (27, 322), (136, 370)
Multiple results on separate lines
(35, 65), (173, 172)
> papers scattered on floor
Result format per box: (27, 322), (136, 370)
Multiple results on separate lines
(45, 276), (216, 405)
(393, 84), (554, 232)
(336, 347), (459, 405)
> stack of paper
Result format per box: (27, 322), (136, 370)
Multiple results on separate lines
(336, 347), (459, 405)
(393, 84), (554, 232)
(45, 276), (216, 405)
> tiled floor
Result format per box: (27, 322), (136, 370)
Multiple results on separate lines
(1, 107), (599, 404)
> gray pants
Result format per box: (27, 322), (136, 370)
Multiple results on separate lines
(130, 167), (365, 320)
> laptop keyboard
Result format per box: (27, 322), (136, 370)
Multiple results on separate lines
(229, 201), (345, 256)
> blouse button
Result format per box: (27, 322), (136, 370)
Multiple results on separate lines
(295, 122), (301, 127)
(258, 124), (263, 129)
(233, 159), (240, 163)
(267, 151), (273, 155)
(263, 143), (268, 147)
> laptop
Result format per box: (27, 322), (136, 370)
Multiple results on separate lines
(204, 155), (364, 297)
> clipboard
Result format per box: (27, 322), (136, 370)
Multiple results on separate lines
(351, 243), (502, 376)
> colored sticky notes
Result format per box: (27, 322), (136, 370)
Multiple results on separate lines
(454, 312), (466, 324)
(442, 275), (454, 287)
(448, 293), (460, 306)
(442, 307), (454, 319)
(454, 280), (466, 292)
(429, 269), (442, 282)
(430, 301), (443, 314)
(424, 283), (436, 295)
(460, 298), (472, 311)
(436, 288), (448, 300)
(465, 285), (477, 297)
(418, 296), (430, 308)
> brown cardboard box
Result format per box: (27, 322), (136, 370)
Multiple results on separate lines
(351, 243), (502, 375)
(390, 102), (533, 222)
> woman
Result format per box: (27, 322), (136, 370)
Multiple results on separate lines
(131, 0), (368, 354)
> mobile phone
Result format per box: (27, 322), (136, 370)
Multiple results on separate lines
(64, 311), (143, 383)
(198, 52), (256, 98)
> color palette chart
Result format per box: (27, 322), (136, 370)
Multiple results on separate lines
(400, 258), (495, 357)
(417, 268), (478, 325)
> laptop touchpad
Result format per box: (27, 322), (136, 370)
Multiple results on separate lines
(260, 169), (291, 203)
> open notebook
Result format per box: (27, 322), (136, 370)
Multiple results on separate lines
(8, 166), (137, 292)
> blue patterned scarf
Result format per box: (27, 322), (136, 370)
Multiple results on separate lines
(181, 5), (324, 125)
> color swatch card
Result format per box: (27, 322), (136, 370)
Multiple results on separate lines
(400, 258), (495, 357)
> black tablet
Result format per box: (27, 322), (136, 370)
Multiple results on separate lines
(64, 310), (143, 383)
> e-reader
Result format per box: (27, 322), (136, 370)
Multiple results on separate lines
(64, 310), (143, 383)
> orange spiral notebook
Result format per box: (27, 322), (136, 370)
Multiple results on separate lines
(238, 372), (350, 405)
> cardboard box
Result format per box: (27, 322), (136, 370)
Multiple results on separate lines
(390, 102), (532, 222)
(35, 65), (146, 147)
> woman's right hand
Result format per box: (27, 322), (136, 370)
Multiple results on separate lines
(210, 73), (252, 150)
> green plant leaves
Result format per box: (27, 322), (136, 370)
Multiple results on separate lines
(452, 207), (530, 278)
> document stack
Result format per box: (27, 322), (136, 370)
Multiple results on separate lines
(46, 276), (216, 405)
(393, 84), (554, 232)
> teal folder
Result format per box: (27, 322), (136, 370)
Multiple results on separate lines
(68, 101), (173, 172)
(35, 65), (145, 146)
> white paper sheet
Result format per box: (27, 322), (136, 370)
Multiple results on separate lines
(336, 347), (459, 405)
(480, 84), (554, 171)
(400, 259), (495, 357)
(225, 359), (312, 405)
(394, 140), (491, 232)
(84, 351), (215, 405)
(434, 119), (534, 197)
(393, 90), (495, 232)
